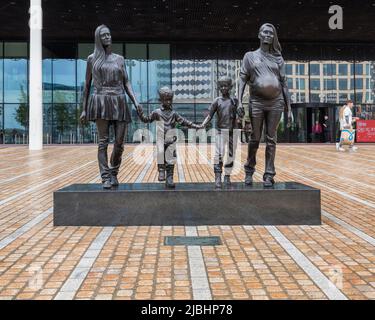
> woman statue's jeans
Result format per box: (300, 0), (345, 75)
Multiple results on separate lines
(244, 107), (283, 181)
(96, 119), (127, 183)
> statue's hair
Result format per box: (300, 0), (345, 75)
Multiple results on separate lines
(259, 23), (282, 57)
(92, 25), (110, 83)
(158, 87), (174, 98)
(218, 76), (233, 86)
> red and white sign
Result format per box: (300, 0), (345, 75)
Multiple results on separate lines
(357, 120), (375, 143)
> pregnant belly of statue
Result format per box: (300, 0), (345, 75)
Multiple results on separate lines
(253, 76), (282, 100)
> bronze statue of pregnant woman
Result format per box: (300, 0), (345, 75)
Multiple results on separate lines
(238, 23), (293, 188)
(80, 25), (141, 189)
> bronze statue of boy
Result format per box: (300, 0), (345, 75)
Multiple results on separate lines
(137, 87), (200, 189)
(200, 77), (241, 189)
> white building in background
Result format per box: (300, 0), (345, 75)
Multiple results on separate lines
(286, 61), (375, 105)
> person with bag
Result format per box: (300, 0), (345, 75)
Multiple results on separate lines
(337, 100), (358, 152)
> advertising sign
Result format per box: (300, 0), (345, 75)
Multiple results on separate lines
(357, 120), (375, 143)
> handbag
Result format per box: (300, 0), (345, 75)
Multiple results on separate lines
(340, 129), (356, 146)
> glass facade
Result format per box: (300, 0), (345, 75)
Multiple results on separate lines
(0, 41), (375, 144)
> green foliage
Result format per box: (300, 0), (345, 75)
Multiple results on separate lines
(54, 103), (71, 134)
(15, 85), (29, 130)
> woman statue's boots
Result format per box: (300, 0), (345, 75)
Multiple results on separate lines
(166, 165), (176, 189)
(102, 180), (112, 189)
(158, 165), (166, 182)
(215, 173), (222, 189)
(110, 174), (119, 187)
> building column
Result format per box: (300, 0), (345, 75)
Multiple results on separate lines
(29, 0), (43, 150)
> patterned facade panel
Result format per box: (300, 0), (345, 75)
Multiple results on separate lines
(172, 60), (214, 102)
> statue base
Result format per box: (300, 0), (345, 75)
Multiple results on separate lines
(54, 183), (321, 226)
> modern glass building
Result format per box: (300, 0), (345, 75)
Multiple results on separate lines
(1, 0), (375, 144)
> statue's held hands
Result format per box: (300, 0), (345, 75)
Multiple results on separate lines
(136, 104), (143, 114)
(192, 123), (202, 130)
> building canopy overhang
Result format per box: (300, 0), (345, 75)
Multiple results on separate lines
(1, 0), (375, 44)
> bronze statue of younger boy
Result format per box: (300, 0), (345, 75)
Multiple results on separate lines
(200, 77), (241, 189)
(137, 87), (200, 189)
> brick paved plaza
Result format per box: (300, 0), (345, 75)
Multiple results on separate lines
(0, 144), (374, 300)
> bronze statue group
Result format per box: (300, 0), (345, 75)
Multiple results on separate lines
(81, 24), (293, 190)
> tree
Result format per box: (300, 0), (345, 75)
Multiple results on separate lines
(54, 103), (71, 136)
(53, 91), (77, 138)
(15, 85), (29, 132)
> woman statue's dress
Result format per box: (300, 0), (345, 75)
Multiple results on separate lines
(83, 53), (137, 184)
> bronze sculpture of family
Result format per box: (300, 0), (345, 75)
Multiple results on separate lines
(80, 24), (293, 190)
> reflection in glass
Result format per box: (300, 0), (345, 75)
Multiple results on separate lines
(338, 64), (348, 75)
(4, 59), (28, 103)
(125, 44), (148, 103)
(148, 60), (171, 103)
(356, 78), (363, 90)
(126, 59), (148, 103)
(148, 44), (171, 103)
(0, 56), (2, 103)
(77, 58), (88, 104)
(53, 59), (76, 103)
(310, 64), (320, 76)
(0, 62), (2, 104)
(4, 103), (28, 132)
(339, 79), (348, 90)
(323, 63), (336, 76)
(325, 79), (336, 90)
(52, 103), (77, 143)
(0, 104), (3, 131)
(43, 104), (53, 143)
(311, 79), (320, 91)
(43, 59), (52, 103)
(355, 64), (363, 75)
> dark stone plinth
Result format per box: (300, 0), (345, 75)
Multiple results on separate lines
(53, 183), (321, 227)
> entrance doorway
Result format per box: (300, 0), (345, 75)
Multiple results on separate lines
(278, 103), (339, 143)
(305, 105), (336, 143)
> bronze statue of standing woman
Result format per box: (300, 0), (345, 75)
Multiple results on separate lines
(238, 23), (293, 188)
(80, 25), (141, 189)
